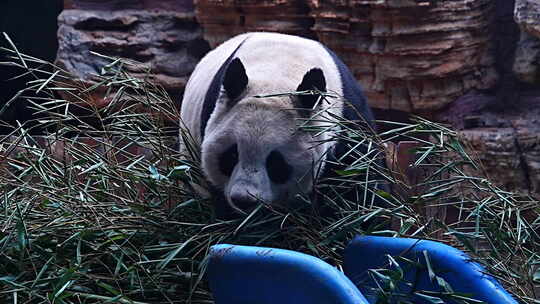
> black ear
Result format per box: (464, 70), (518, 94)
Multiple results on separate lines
(223, 58), (248, 105)
(296, 68), (327, 110)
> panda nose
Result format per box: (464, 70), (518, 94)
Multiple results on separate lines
(230, 192), (258, 212)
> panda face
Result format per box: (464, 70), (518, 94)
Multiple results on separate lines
(202, 102), (321, 213)
(199, 57), (330, 214)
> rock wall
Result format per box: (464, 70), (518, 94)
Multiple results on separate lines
(447, 0), (540, 198)
(195, 0), (497, 113)
(309, 0), (496, 112)
(56, 0), (209, 107)
(195, 0), (314, 48)
(515, 0), (540, 38)
(514, 0), (540, 85)
(440, 92), (540, 196)
(2, 0), (537, 197)
(514, 30), (540, 85)
(191, 0), (540, 198)
(56, 0), (538, 115)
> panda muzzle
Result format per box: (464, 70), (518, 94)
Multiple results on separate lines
(228, 169), (272, 212)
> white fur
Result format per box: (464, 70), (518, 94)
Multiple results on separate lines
(180, 32), (348, 212)
(181, 32), (344, 146)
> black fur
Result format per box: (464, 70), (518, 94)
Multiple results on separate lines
(322, 46), (374, 129)
(320, 44), (390, 206)
(296, 68), (327, 110)
(223, 58), (248, 106)
(316, 44), (376, 160)
(266, 150), (293, 184)
(200, 38), (249, 140)
(218, 144), (239, 177)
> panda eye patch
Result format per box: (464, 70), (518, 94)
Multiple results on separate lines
(218, 144), (238, 177)
(266, 150), (292, 184)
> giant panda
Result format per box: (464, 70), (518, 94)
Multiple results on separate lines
(179, 32), (385, 217)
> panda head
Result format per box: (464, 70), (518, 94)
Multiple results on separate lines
(201, 58), (329, 214)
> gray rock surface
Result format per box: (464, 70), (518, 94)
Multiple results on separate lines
(513, 30), (540, 85)
(195, 0), (498, 112)
(308, 0), (497, 112)
(515, 0), (540, 37)
(195, 0), (315, 48)
(56, 8), (209, 105)
(514, 0), (540, 85)
(441, 92), (540, 197)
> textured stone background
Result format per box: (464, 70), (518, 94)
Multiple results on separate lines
(1, 0), (540, 198)
(57, 0), (209, 105)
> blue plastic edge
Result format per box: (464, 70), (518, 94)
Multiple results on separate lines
(207, 244), (369, 304)
(344, 235), (519, 304)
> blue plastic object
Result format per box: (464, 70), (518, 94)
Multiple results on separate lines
(344, 236), (518, 304)
(207, 244), (369, 304)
